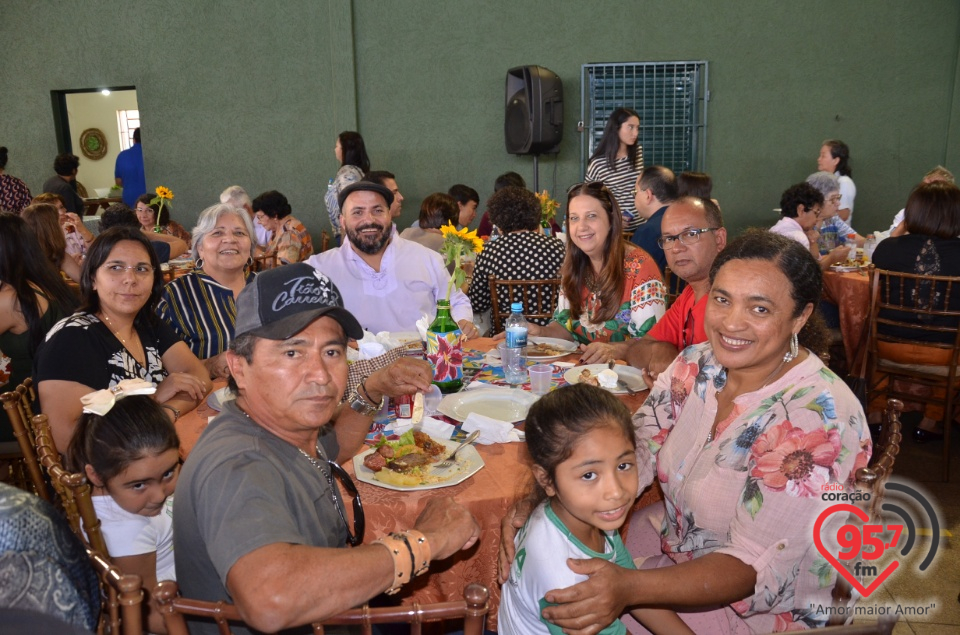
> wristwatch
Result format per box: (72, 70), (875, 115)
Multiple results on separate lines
(347, 381), (384, 417)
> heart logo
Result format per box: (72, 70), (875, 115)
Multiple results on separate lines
(813, 503), (899, 598)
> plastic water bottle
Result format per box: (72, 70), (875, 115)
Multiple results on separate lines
(863, 234), (877, 262)
(489, 225), (502, 242)
(846, 233), (858, 262)
(504, 303), (528, 384)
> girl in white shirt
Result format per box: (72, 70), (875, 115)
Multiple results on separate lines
(68, 390), (179, 634)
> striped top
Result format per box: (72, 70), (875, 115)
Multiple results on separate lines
(585, 149), (645, 232)
(157, 270), (255, 359)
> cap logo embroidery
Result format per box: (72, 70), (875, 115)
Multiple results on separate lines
(271, 276), (340, 313)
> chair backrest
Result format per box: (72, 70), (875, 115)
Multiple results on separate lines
(34, 414), (110, 557)
(828, 398), (903, 626)
(321, 229), (331, 252)
(662, 267), (687, 310)
(0, 379), (49, 502)
(488, 276), (561, 334)
(868, 267), (960, 353)
(87, 548), (144, 635)
(251, 252), (278, 272)
(155, 580), (490, 635)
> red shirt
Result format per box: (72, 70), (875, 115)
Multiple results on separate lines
(647, 285), (708, 349)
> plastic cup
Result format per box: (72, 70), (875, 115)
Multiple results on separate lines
(497, 343), (528, 385)
(528, 364), (553, 396)
(422, 384), (442, 415)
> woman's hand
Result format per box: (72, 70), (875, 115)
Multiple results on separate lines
(578, 341), (621, 364)
(203, 353), (231, 380)
(155, 371), (208, 404)
(492, 321), (544, 341)
(457, 319), (480, 340)
(541, 558), (633, 635)
(498, 498), (534, 583)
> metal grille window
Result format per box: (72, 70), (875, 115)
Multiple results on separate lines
(580, 62), (709, 176)
(117, 109), (140, 150)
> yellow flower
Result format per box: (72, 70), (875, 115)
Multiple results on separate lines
(440, 222), (459, 239)
(155, 186), (174, 200)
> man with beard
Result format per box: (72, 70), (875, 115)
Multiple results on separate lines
(306, 181), (478, 336)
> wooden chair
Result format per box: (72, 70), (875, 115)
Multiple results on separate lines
(0, 379), (49, 501)
(88, 548), (145, 635)
(864, 268), (960, 481)
(488, 276), (561, 335)
(828, 399), (903, 626)
(251, 251), (278, 272)
(662, 266), (687, 310)
(154, 580), (490, 635)
(320, 229), (331, 252)
(34, 414), (110, 556)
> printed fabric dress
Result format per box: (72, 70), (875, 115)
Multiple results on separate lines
(634, 343), (872, 632)
(267, 217), (314, 267)
(553, 248), (665, 343)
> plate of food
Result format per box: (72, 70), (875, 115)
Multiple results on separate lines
(436, 388), (538, 423)
(563, 364), (646, 394)
(206, 386), (235, 411)
(353, 430), (484, 490)
(829, 261), (861, 272)
(526, 337), (578, 360)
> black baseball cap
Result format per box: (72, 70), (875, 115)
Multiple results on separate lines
(337, 181), (394, 211)
(234, 263), (363, 340)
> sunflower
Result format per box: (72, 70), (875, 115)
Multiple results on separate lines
(440, 222), (483, 301)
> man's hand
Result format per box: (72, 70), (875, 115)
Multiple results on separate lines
(362, 358), (433, 403)
(413, 497), (480, 560)
(823, 244), (849, 266)
(498, 498), (534, 583)
(541, 558), (632, 635)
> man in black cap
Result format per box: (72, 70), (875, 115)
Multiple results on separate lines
(306, 181), (479, 337)
(174, 264), (479, 635)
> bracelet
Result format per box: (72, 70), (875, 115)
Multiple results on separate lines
(358, 380), (383, 408)
(161, 404), (181, 422)
(402, 529), (431, 576)
(373, 534), (414, 595)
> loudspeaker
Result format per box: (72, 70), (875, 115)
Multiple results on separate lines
(504, 65), (563, 155)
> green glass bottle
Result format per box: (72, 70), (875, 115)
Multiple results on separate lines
(426, 300), (463, 393)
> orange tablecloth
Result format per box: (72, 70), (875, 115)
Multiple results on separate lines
(175, 338), (659, 632)
(822, 270), (871, 366)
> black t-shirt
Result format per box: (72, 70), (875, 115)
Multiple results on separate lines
(34, 312), (182, 389)
(871, 234), (960, 344)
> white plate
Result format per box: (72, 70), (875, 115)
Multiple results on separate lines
(829, 265), (860, 273)
(206, 386), (235, 411)
(353, 440), (484, 491)
(527, 337), (579, 360)
(436, 389), (538, 423)
(563, 364), (646, 394)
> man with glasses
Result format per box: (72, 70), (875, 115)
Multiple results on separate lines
(629, 166), (678, 275)
(626, 196), (725, 385)
(174, 264), (480, 635)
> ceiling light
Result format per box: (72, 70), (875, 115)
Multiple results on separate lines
(101, 89), (111, 96)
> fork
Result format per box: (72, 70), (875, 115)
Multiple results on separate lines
(434, 430), (481, 469)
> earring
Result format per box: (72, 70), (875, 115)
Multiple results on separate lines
(246, 256), (254, 267)
(783, 332), (799, 363)
(195, 258), (204, 270)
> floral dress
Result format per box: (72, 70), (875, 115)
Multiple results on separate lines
(634, 344), (872, 632)
(552, 248), (664, 343)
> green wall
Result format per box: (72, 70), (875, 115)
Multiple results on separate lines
(2, 1), (958, 239)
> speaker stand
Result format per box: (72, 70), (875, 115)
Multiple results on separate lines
(532, 155), (540, 192)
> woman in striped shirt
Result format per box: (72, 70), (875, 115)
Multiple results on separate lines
(157, 203), (256, 379)
(585, 107), (645, 233)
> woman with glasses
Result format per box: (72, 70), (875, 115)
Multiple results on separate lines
(585, 108), (645, 233)
(805, 171), (864, 253)
(517, 182), (665, 364)
(772, 182), (849, 270)
(35, 226), (210, 451)
(135, 193), (192, 243)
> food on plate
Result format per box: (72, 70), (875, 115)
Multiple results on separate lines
(527, 342), (569, 357)
(362, 430), (452, 487)
(578, 368), (619, 389)
(579, 369), (599, 386)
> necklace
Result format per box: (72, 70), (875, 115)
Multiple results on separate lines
(100, 313), (138, 345)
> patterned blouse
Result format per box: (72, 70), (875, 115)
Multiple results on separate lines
(0, 173), (32, 214)
(324, 164), (364, 239)
(553, 248), (665, 343)
(155, 220), (192, 243)
(266, 216), (314, 268)
(635, 344), (872, 632)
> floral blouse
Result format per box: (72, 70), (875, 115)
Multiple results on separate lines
(266, 216), (314, 268)
(157, 220), (192, 243)
(635, 344), (872, 632)
(553, 248), (664, 343)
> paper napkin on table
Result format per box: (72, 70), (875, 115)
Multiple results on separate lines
(415, 313), (432, 342)
(462, 412), (524, 444)
(419, 416), (456, 439)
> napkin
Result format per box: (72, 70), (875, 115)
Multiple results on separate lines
(80, 379), (156, 415)
(415, 313), (432, 342)
(419, 416), (456, 439)
(461, 412), (524, 444)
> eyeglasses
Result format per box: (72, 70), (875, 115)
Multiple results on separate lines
(328, 459), (365, 546)
(101, 264), (154, 277)
(657, 228), (719, 249)
(827, 194), (842, 204)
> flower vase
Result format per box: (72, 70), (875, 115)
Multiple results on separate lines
(426, 300), (463, 393)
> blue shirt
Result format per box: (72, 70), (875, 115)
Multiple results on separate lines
(630, 205), (668, 275)
(114, 143), (145, 207)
